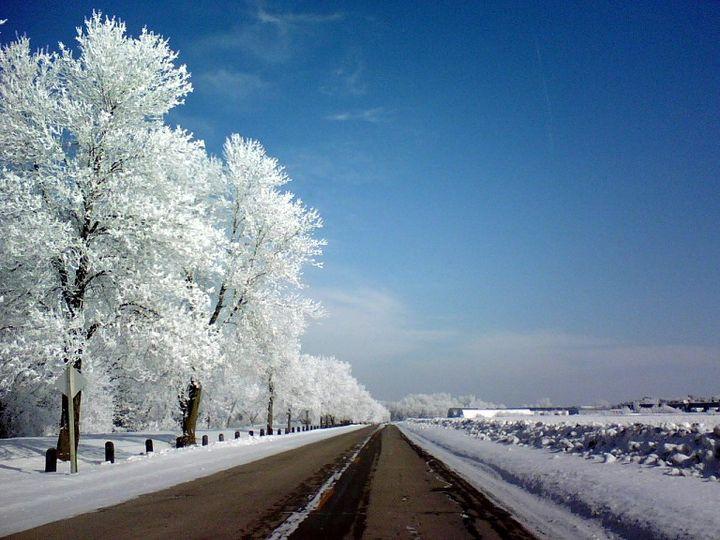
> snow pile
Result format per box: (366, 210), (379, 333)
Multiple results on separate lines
(0, 425), (363, 536)
(410, 416), (720, 480)
(400, 420), (720, 539)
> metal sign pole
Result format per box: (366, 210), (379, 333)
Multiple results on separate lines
(66, 364), (78, 474)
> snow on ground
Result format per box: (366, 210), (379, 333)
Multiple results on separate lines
(399, 418), (720, 540)
(412, 415), (720, 479)
(528, 411), (720, 427)
(0, 424), (364, 536)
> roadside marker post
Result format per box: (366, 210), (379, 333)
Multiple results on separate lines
(55, 363), (87, 474)
(45, 448), (57, 472)
(105, 441), (115, 463)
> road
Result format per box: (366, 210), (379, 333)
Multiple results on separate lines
(8, 425), (535, 539)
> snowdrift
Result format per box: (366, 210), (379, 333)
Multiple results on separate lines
(401, 417), (720, 539)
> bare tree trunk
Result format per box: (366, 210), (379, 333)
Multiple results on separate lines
(225, 399), (238, 428)
(56, 391), (82, 461)
(179, 380), (202, 446)
(286, 406), (292, 432)
(266, 375), (274, 434)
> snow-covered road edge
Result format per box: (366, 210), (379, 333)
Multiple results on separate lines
(398, 421), (720, 540)
(0, 425), (364, 536)
(397, 422), (610, 540)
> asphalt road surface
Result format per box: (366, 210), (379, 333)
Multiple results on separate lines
(8, 425), (535, 539)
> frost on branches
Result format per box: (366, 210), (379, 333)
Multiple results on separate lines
(0, 14), (387, 444)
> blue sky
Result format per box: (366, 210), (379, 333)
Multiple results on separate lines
(3, 1), (720, 404)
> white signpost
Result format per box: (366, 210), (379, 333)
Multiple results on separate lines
(56, 364), (87, 474)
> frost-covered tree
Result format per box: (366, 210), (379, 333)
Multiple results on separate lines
(385, 393), (502, 420)
(294, 355), (388, 425)
(199, 135), (324, 434)
(0, 14), (222, 451)
(0, 14), (388, 443)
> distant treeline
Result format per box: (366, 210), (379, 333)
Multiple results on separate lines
(384, 393), (504, 421)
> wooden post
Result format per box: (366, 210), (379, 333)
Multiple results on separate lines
(235, 431), (240, 439)
(176, 436), (185, 448)
(260, 428), (265, 437)
(202, 435), (209, 446)
(145, 439), (154, 453)
(45, 448), (57, 472)
(249, 430), (254, 437)
(219, 433), (224, 442)
(105, 441), (114, 464)
(67, 366), (78, 473)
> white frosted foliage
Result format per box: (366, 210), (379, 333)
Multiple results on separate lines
(0, 13), (385, 436)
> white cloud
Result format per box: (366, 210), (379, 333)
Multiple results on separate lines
(302, 285), (720, 404)
(325, 107), (388, 123)
(303, 286), (452, 363)
(256, 5), (344, 29)
(448, 331), (720, 404)
(463, 331), (718, 368)
(196, 2), (343, 63)
(195, 69), (267, 101)
(321, 53), (367, 96)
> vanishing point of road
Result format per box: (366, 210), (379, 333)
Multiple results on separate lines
(8, 425), (535, 539)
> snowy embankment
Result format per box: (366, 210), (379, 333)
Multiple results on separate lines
(0, 425), (363, 536)
(399, 417), (720, 540)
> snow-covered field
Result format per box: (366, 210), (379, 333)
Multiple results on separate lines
(400, 415), (720, 540)
(0, 424), (363, 536)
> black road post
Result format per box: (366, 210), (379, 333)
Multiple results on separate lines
(45, 448), (57, 472)
(105, 441), (115, 464)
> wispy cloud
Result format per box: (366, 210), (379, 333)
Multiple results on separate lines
(321, 52), (367, 96)
(282, 142), (399, 191)
(325, 107), (388, 123)
(195, 69), (268, 102)
(303, 286), (454, 363)
(304, 283), (720, 403)
(256, 5), (343, 30)
(196, 1), (343, 63)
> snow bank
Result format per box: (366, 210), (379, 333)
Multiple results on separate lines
(0, 425), (363, 536)
(400, 420), (720, 539)
(410, 416), (720, 480)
